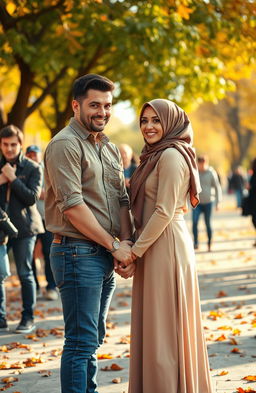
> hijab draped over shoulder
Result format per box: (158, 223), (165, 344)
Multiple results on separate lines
(130, 99), (201, 229)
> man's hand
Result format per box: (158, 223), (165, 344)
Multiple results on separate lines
(112, 240), (134, 266)
(115, 261), (136, 279)
(0, 173), (8, 185)
(1, 164), (17, 182)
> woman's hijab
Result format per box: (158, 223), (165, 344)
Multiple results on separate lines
(130, 99), (201, 229)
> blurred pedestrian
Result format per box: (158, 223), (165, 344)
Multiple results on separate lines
(119, 144), (138, 193)
(0, 125), (44, 333)
(228, 166), (246, 208)
(192, 155), (222, 251)
(247, 158), (256, 246)
(25, 145), (57, 301)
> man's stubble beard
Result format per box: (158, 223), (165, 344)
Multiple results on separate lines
(80, 114), (109, 133)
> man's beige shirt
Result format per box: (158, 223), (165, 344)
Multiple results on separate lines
(44, 118), (129, 239)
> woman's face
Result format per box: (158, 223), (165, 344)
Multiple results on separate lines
(140, 106), (164, 145)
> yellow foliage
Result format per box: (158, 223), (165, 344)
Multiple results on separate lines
(176, 4), (193, 20)
(6, 2), (16, 15)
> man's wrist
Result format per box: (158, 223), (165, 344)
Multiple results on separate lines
(107, 236), (120, 253)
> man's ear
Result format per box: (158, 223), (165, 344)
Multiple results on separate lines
(72, 99), (80, 114)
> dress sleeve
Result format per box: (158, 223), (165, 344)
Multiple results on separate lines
(132, 148), (188, 257)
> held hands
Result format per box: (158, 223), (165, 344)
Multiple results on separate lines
(1, 164), (17, 182)
(112, 240), (134, 266)
(112, 240), (137, 279)
(114, 259), (136, 279)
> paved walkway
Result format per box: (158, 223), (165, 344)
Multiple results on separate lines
(0, 195), (255, 393)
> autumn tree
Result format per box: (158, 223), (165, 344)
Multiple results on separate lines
(190, 72), (256, 171)
(0, 0), (255, 136)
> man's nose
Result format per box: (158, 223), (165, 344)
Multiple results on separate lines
(97, 107), (106, 117)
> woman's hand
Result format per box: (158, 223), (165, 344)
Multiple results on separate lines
(114, 260), (136, 279)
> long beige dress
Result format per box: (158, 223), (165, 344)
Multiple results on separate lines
(129, 148), (213, 393)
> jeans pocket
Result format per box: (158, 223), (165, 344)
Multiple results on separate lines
(50, 250), (65, 288)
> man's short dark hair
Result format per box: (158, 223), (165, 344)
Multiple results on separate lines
(73, 74), (115, 101)
(0, 125), (23, 145)
(197, 155), (207, 163)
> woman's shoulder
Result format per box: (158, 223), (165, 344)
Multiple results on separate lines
(158, 147), (188, 172)
(160, 147), (187, 164)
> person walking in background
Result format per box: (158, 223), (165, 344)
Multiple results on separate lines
(228, 166), (247, 208)
(124, 99), (213, 393)
(44, 74), (134, 393)
(192, 155), (222, 252)
(119, 143), (138, 193)
(0, 125), (44, 333)
(25, 145), (57, 301)
(247, 158), (256, 247)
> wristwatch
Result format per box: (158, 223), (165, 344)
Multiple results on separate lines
(108, 237), (120, 253)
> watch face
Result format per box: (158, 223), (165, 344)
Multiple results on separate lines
(113, 240), (120, 250)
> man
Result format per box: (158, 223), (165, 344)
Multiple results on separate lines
(25, 145), (57, 301)
(0, 125), (44, 333)
(44, 74), (135, 393)
(192, 155), (222, 252)
(119, 143), (138, 194)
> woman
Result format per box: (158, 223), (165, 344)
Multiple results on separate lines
(128, 99), (213, 393)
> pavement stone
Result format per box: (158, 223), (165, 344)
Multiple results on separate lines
(0, 194), (255, 393)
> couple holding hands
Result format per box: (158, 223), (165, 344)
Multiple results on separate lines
(44, 74), (213, 393)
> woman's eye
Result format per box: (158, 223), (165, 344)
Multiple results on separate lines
(153, 119), (160, 123)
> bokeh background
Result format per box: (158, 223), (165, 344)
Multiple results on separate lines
(0, 0), (256, 180)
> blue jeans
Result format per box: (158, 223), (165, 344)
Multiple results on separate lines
(192, 202), (213, 247)
(6, 236), (37, 320)
(235, 189), (243, 208)
(0, 245), (10, 319)
(50, 238), (116, 393)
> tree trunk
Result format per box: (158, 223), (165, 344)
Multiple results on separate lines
(7, 57), (34, 130)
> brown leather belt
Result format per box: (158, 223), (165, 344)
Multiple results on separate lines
(53, 234), (97, 245)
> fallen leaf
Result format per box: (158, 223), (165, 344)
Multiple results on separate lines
(110, 363), (123, 371)
(231, 347), (241, 354)
(218, 370), (229, 376)
(38, 370), (52, 377)
(229, 338), (238, 345)
(216, 290), (228, 298)
(217, 326), (232, 331)
(242, 376), (256, 381)
(1, 377), (18, 383)
(215, 334), (227, 342)
(112, 377), (122, 383)
(232, 329), (241, 336)
(97, 353), (113, 360)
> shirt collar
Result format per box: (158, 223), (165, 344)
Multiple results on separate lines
(0, 152), (25, 167)
(68, 117), (109, 144)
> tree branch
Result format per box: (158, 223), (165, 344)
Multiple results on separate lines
(26, 66), (68, 117)
(0, 1), (65, 30)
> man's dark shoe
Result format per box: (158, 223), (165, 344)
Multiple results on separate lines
(15, 319), (35, 334)
(0, 318), (8, 331)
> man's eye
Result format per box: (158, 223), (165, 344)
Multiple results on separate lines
(105, 104), (111, 110)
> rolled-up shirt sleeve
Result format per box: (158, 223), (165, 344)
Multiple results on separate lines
(45, 139), (84, 213)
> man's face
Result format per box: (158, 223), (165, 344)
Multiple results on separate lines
(26, 151), (41, 163)
(0, 136), (22, 162)
(72, 89), (112, 133)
